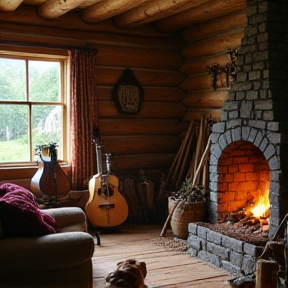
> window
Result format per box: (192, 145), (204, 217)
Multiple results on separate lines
(0, 51), (69, 165)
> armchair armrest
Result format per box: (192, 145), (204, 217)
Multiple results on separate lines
(42, 207), (87, 232)
(0, 232), (94, 276)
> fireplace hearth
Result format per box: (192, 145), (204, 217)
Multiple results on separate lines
(188, 0), (288, 277)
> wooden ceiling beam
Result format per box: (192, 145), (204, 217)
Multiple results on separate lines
(0, 0), (23, 11)
(155, 0), (246, 32)
(81, 0), (149, 23)
(38, 0), (88, 19)
(114, 0), (210, 29)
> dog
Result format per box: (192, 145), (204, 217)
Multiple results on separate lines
(105, 258), (147, 288)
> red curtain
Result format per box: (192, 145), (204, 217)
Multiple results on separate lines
(69, 50), (98, 190)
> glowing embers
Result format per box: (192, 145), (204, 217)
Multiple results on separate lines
(218, 188), (270, 241)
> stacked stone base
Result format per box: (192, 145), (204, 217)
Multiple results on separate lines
(187, 223), (265, 276)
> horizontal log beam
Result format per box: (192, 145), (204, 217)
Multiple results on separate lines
(0, 22), (182, 50)
(182, 90), (227, 109)
(96, 44), (184, 71)
(98, 102), (187, 119)
(180, 73), (230, 91)
(112, 154), (175, 173)
(38, 0), (87, 19)
(0, 5), (172, 37)
(181, 53), (231, 75)
(155, 0), (246, 32)
(0, 0), (23, 11)
(101, 135), (181, 155)
(98, 119), (188, 136)
(96, 86), (185, 102)
(184, 109), (222, 122)
(96, 67), (185, 87)
(81, 0), (148, 23)
(183, 29), (244, 58)
(182, 9), (247, 42)
(114, 0), (210, 29)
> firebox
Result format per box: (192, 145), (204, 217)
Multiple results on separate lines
(209, 131), (272, 237)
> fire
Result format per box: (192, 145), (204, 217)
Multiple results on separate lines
(250, 190), (270, 218)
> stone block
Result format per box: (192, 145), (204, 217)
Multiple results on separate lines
(228, 110), (239, 119)
(207, 242), (229, 260)
(231, 126), (242, 141)
(197, 226), (208, 239)
(263, 143), (276, 159)
(259, 136), (268, 152)
(187, 235), (202, 251)
(249, 70), (262, 81)
(221, 260), (242, 275)
(236, 91), (245, 100)
(237, 72), (248, 82)
(243, 243), (264, 258)
(246, 90), (258, 100)
(188, 223), (198, 234)
(207, 230), (222, 245)
(248, 119), (266, 130)
(212, 122), (225, 133)
(254, 99), (273, 110)
(210, 144), (222, 159)
(262, 111), (273, 121)
(187, 247), (197, 257)
(222, 235), (244, 253)
(268, 155), (280, 170)
(241, 255), (256, 275)
(198, 250), (221, 268)
(230, 250), (243, 267)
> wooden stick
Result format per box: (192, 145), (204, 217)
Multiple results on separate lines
(160, 199), (184, 237)
(192, 134), (211, 186)
(168, 120), (194, 186)
(175, 128), (195, 189)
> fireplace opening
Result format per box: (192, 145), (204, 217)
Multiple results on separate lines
(218, 140), (270, 222)
(205, 140), (271, 245)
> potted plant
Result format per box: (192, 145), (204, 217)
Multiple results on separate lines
(169, 178), (206, 239)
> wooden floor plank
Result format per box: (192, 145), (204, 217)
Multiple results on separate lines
(92, 224), (234, 288)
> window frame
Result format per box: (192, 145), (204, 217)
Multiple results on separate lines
(0, 49), (70, 167)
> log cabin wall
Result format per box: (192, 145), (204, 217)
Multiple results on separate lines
(0, 5), (187, 187)
(180, 7), (247, 122)
(0, 3), (249, 190)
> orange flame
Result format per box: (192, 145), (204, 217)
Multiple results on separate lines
(250, 190), (270, 218)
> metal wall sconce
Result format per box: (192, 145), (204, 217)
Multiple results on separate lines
(207, 49), (238, 91)
(207, 63), (221, 91)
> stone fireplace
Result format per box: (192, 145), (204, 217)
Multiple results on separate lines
(209, 0), (288, 239)
(187, 0), (288, 276)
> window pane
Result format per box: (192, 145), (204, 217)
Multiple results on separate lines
(0, 104), (29, 162)
(0, 58), (26, 101)
(29, 61), (61, 102)
(32, 105), (63, 160)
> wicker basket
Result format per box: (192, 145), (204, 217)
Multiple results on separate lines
(170, 199), (205, 240)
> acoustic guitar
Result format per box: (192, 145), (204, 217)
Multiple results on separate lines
(30, 143), (71, 201)
(86, 126), (129, 228)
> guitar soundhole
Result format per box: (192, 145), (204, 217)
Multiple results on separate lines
(97, 186), (114, 197)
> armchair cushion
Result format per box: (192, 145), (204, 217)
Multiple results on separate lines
(0, 183), (56, 237)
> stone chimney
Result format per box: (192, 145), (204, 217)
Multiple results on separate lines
(209, 0), (288, 238)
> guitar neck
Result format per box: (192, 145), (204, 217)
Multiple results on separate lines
(95, 143), (103, 174)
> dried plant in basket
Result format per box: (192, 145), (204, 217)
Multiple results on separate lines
(171, 178), (206, 203)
